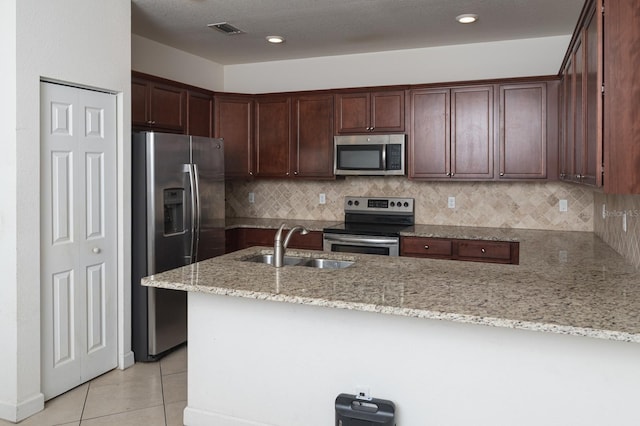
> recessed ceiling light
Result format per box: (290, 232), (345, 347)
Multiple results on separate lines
(456, 14), (478, 24)
(266, 35), (285, 44)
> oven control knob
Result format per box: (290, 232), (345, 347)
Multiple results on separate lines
(390, 202), (395, 207)
(354, 200), (359, 206)
(404, 202), (409, 207)
(347, 200), (353, 206)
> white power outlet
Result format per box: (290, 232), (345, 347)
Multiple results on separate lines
(248, 192), (255, 204)
(355, 386), (371, 401)
(319, 193), (326, 204)
(448, 196), (455, 209)
(602, 204), (606, 219)
(559, 199), (568, 212)
(623, 212), (627, 232)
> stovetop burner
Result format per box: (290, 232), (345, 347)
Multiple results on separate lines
(323, 196), (415, 237)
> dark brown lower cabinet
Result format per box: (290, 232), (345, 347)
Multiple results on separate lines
(401, 236), (519, 265)
(225, 228), (323, 253)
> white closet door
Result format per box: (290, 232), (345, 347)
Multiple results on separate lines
(40, 82), (117, 400)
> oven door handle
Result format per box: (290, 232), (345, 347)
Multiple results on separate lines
(323, 234), (397, 245)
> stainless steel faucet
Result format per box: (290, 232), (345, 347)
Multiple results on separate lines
(274, 223), (309, 267)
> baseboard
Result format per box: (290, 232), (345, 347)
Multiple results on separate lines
(0, 392), (44, 423)
(183, 406), (268, 426)
(119, 350), (135, 370)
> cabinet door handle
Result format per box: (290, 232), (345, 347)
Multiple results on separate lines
(481, 248), (486, 254)
(499, 172), (505, 177)
(249, 171), (254, 176)
(446, 172), (451, 177)
(424, 245), (430, 250)
(294, 171), (299, 175)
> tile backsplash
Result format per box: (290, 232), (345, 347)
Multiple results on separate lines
(594, 193), (640, 270)
(226, 178), (594, 232)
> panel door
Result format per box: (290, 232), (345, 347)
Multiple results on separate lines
(409, 88), (450, 178)
(188, 90), (213, 137)
(370, 90), (405, 132)
(499, 83), (547, 179)
(254, 96), (291, 177)
(335, 92), (370, 133)
(214, 95), (254, 178)
(573, 37), (585, 182)
(583, 7), (600, 186)
(451, 86), (494, 179)
(40, 82), (117, 400)
(292, 94), (335, 178)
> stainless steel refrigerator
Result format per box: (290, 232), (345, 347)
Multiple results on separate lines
(132, 131), (225, 361)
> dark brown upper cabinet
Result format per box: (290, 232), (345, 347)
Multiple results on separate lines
(291, 94), (335, 179)
(187, 89), (213, 138)
(498, 83), (548, 179)
(335, 90), (405, 134)
(214, 94), (254, 179)
(132, 76), (186, 133)
(409, 85), (493, 180)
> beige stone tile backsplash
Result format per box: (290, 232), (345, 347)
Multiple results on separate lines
(226, 178), (594, 232)
(594, 193), (640, 270)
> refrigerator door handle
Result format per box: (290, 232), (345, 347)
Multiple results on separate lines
(192, 163), (201, 262)
(184, 163), (197, 264)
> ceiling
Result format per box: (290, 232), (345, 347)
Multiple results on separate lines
(131, 0), (585, 66)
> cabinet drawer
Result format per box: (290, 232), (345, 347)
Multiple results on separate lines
(456, 240), (517, 264)
(401, 237), (452, 258)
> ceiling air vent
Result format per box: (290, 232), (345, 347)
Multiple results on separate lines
(207, 22), (244, 35)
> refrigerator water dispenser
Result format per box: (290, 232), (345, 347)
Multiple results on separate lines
(163, 188), (185, 235)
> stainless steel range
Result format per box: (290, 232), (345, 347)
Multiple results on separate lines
(323, 196), (415, 256)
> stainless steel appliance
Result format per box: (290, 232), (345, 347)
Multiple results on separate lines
(132, 131), (225, 361)
(334, 134), (406, 176)
(323, 196), (414, 256)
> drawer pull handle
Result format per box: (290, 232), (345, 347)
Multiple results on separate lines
(481, 248), (486, 253)
(424, 245), (429, 250)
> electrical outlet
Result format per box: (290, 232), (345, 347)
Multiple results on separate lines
(355, 386), (371, 401)
(319, 193), (326, 204)
(602, 204), (606, 219)
(448, 196), (455, 209)
(559, 199), (568, 212)
(623, 212), (627, 232)
(248, 192), (255, 204)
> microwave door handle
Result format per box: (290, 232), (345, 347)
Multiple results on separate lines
(382, 146), (387, 170)
(324, 235), (396, 245)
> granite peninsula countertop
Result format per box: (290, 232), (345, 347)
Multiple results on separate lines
(144, 224), (640, 343)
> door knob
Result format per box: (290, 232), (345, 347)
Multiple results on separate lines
(92, 247), (101, 254)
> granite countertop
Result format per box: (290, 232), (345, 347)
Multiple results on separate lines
(144, 224), (640, 343)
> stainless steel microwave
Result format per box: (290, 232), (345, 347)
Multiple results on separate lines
(334, 134), (406, 176)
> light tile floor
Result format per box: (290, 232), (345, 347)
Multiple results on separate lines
(1, 345), (187, 426)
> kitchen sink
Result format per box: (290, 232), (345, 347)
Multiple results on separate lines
(243, 254), (307, 266)
(303, 258), (354, 269)
(242, 254), (354, 269)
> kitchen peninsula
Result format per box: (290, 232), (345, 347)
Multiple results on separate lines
(144, 227), (640, 426)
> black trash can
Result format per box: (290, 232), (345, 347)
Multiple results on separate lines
(335, 393), (395, 426)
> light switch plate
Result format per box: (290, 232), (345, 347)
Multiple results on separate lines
(319, 193), (326, 204)
(248, 192), (255, 204)
(559, 199), (568, 212)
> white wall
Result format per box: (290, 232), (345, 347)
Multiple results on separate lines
(132, 34), (225, 91)
(0, 0), (19, 420)
(224, 35), (571, 93)
(0, 1), (132, 422)
(187, 293), (640, 426)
